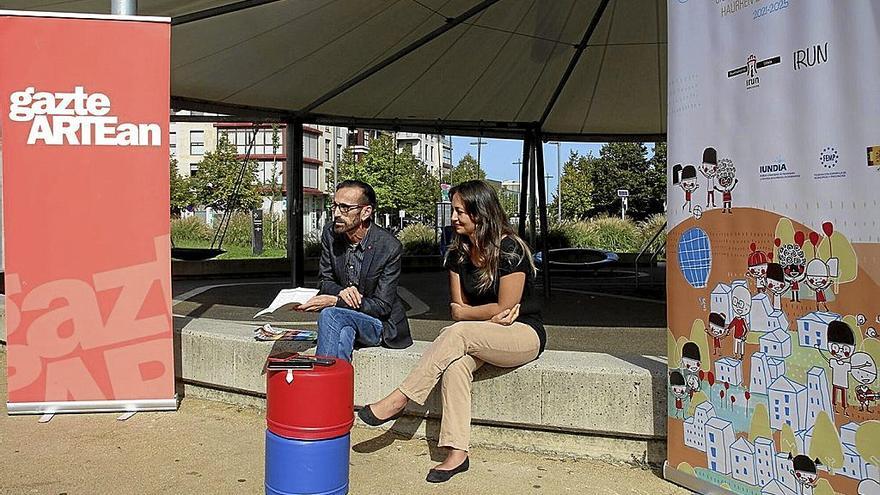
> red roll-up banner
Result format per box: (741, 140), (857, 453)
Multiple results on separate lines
(1, 11), (176, 414)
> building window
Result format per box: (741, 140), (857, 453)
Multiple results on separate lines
(223, 128), (282, 155)
(805, 335), (811, 345)
(190, 130), (205, 155)
(170, 131), (177, 156)
(189, 164), (199, 177)
(255, 159), (284, 185)
(325, 139), (331, 160)
(709, 433), (715, 442)
(303, 164), (319, 189)
(304, 134), (319, 160)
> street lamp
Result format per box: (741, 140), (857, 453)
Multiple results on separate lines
(470, 136), (487, 172)
(548, 141), (562, 221)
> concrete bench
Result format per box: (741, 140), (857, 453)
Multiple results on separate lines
(175, 317), (669, 463)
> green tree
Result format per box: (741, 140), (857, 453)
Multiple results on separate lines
(498, 187), (519, 219)
(169, 157), (193, 215)
(809, 411), (844, 473)
(189, 133), (262, 211)
(447, 153), (486, 186)
(780, 423), (799, 455)
(749, 403), (772, 442)
(337, 133), (440, 220)
(646, 141), (667, 215)
(855, 420), (880, 467)
(553, 150), (595, 220)
(588, 142), (664, 221)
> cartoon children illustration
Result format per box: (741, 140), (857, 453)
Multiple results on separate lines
(705, 312), (728, 356)
(766, 262), (788, 310)
(778, 243), (807, 302)
(852, 352), (878, 412)
(680, 342), (702, 398)
(816, 321), (874, 416)
(677, 164), (699, 212)
(699, 147), (718, 208)
(727, 285), (752, 360)
(789, 454), (821, 495)
(713, 158), (738, 214)
(670, 371), (688, 419)
(805, 257), (839, 312)
(747, 243), (769, 293)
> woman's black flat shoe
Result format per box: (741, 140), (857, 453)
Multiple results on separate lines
(426, 457), (469, 483)
(357, 404), (402, 426)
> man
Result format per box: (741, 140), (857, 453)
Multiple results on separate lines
(299, 180), (412, 361)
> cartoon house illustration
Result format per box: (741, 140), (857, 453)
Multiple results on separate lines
(805, 367), (833, 431)
(711, 283), (733, 324)
(684, 401), (716, 452)
(795, 426), (814, 455)
(796, 311), (840, 350)
(762, 480), (797, 495)
(716, 357), (743, 387)
(754, 436), (776, 488)
(731, 437), (757, 485)
(750, 292), (789, 333)
(840, 422), (869, 480)
(705, 417), (736, 474)
(751, 352), (786, 395)
(773, 452), (799, 494)
(760, 328), (792, 358)
(768, 376), (808, 431)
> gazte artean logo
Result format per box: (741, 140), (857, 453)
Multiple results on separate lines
(8, 86), (161, 146)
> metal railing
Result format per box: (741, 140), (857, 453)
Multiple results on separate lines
(634, 221), (667, 289)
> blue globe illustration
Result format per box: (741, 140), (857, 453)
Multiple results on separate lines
(678, 227), (712, 288)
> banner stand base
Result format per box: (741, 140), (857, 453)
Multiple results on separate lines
(6, 396), (178, 415)
(663, 461), (737, 495)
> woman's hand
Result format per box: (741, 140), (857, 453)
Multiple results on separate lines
(450, 302), (466, 321)
(491, 304), (520, 326)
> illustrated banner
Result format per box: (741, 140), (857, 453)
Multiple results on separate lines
(1, 12), (175, 414)
(666, 2), (880, 494)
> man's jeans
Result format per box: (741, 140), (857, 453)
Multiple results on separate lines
(316, 307), (383, 362)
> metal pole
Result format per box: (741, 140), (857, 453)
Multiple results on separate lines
(111, 0), (137, 15)
(518, 135), (531, 239)
(556, 141), (562, 222)
(535, 132), (551, 299)
(286, 120), (305, 287)
(528, 144), (537, 248)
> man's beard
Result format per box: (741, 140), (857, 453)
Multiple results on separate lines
(333, 216), (360, 234)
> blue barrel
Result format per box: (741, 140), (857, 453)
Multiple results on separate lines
(265, 430), (350, 495)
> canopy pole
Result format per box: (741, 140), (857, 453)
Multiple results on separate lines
(528, 143), (537, 248)
(111, 0), (136, 15)
(534, 131), (551, 299)
(286, 120), (305, 287)
(518, 134), (531, 239)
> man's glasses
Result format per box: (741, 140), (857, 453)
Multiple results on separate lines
(329, 202), (368, 214)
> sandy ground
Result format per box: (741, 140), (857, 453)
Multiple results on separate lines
(0, 352), (688, 495)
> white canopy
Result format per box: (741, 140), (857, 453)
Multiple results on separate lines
(2, 0), (666, 140)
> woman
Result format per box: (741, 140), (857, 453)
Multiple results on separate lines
(358, 180), (545, 483)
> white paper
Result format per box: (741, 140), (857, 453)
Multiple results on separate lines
(254, 287), (319, 318)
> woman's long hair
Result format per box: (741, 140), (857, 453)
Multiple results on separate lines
(446, 180), (536, 292)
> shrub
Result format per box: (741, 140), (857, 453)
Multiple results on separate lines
(171, 216), (212, 242)
(304, 230), (322, 257)
(220, 211), (255, 246)
(638, 213), (667, 251)
(398, 223), (438, 255)
(263, 212), (289, 250)
(588, 215), (642, 252)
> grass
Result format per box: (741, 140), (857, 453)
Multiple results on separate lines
(173, 239), (287, 260)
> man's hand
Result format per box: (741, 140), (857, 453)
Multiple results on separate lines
(298, 294), (339, 312)
(491, 304), (520, 326)
(338, 286), (363, 309)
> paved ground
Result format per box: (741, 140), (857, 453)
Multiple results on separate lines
(0, 352), (687, 495)
(172, 270), (669, 356)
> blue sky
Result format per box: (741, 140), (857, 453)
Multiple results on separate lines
(450, 136), (602, 192)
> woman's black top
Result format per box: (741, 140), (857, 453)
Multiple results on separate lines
(444, 237), (546, 354)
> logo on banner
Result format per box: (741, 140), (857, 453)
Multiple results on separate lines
(728, 54), (781, 90)
(868, 146), (880, 168)
(814, 146), (846, 180)
(758, 156), (799, 181)
(8, 86), (162, 146)
(793, 42), (829, 71)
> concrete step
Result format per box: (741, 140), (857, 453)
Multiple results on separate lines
(176, 316), (669, 464)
